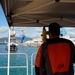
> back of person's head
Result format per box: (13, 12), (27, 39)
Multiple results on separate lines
(49, 22), (60, 36)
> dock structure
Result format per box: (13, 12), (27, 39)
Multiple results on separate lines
(17, 37), (42, 47)
(0, 41), (7, 44)
(17, 41), (41, 47)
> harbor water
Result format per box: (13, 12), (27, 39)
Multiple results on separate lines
(0, 44), (38, 75)
(0, 44), (75, 75)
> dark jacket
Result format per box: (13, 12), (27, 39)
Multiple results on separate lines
(35, 38), (75, 75)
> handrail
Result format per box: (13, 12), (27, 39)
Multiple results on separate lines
(31, 52), (36, 75)
(0, 53), (28, 75)
(0, 52), (75, 75)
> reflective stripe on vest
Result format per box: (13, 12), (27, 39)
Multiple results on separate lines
(40, 42), (53, 75)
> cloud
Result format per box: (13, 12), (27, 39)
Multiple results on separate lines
(14, 27), (29, 37)
(67, 30), (75, 37)
(0, 26), (8, 38)
(35, 27), (42, 32)
(25, 31), (41, 38)
(30, 32), (41, 38)
(14, 27), (42, 38)
(0, 26), (8, 33)
(62, 27), (75, 37)
(24, 27), (42, 38)
(63, 27), (74, 31)
(29, 27), (42, 38)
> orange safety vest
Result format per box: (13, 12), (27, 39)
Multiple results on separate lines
(35, 38), (75, 75)
(35, 45), (42, 67)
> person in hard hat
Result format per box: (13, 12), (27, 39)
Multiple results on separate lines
(35, 22), (75, 75)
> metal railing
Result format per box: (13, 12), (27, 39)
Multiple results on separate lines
(31, 52), (36, 75)
(0, 53), (28, 75)
(0, 52), (75, 75)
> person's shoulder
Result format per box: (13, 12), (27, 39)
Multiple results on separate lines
(41, 41), (48, 47)
(61, 38), (72, 42)
(60, 38), (74, 45)
(42, 42), (47, 45)
(39, 42), (47, 48)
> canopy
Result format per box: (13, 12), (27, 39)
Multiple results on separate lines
(0, 0), (75, 27)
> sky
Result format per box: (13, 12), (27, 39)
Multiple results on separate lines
(0, 4), (75, 38)
(0, 4), (9, 38)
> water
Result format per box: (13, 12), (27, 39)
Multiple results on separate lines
(0, 44), (38, 75)
(0, 44), (75, 75)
